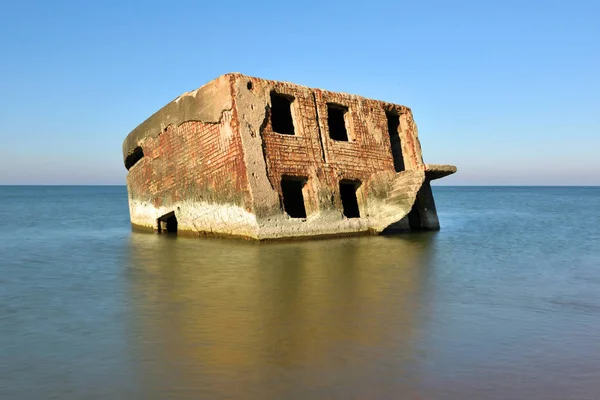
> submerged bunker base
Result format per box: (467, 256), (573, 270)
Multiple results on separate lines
(122, 73), (456, 240)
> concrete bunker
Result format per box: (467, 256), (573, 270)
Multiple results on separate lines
(121, 73), (456, 240)
(157, 211), (178, 234)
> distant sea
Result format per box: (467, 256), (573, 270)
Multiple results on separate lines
(1, 186), (599, 399)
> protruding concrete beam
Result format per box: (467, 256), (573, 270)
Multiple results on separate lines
(425, 164), (457, 180)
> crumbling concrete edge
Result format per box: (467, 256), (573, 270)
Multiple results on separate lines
(122, 74), (234, 164)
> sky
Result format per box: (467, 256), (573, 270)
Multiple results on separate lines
(0, 0), (598, 185)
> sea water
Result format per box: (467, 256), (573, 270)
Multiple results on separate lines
(1, 186), (599, 399)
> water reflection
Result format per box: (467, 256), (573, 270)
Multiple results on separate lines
(5, 187), (600, 399)
(126, 233), (436, 399)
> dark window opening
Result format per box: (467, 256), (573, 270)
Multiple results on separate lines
(125, 146), (144, 170)
(157, 211), (178, 234)
(386, 111), (405, 172)
(327, 104), (349, 141)
(270, 92), (295, 135)
(408, 200), (423, 230)
(281, 177), (307, 218)
(340, 181), (360, 218)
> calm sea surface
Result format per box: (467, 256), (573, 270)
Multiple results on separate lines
(1, 186), (599, 399)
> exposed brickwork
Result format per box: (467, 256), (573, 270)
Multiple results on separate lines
(126, 113), (251, 211)
(259, 81), (423, 215)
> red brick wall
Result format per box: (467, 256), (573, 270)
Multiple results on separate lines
(259, 82), (422, 212)
(126, 112), (251, 211)
(261, 84), (322, 177)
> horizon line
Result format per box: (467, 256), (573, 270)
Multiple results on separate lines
(1, 184), (599, 188)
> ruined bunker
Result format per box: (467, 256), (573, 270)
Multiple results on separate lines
(122, 73), (456, 240)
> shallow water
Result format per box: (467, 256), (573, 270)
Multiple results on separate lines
(1, 186), (600, 399)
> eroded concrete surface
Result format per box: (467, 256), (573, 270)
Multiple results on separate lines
(122, 73), (456, 240)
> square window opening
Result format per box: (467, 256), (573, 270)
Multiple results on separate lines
(327, 104), (349, 141)
(340, 181), (361, 218)
(270, 92), (295, 135)
(281, 177), (307, 218)
(157, 211), (178, 234)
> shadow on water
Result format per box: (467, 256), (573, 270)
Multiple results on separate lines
(124, 233), (438, 400)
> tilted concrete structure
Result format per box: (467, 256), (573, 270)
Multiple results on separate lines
(122, 73), (456, 240)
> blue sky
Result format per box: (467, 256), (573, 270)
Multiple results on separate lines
(0, 0), (598, 185)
